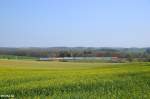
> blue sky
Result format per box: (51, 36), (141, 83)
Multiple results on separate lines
(0, 0), (150, 47)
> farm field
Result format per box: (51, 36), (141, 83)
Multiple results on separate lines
(0, 60), (150, 99)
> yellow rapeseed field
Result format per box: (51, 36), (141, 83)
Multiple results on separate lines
(0, 60), (150, 99)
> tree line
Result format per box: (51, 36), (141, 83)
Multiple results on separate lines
(0, 47), (150, 59)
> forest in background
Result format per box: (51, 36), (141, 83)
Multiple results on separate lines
(0, 47), (150, 61)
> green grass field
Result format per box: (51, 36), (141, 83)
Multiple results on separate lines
(0, 60), (150, 99)
(0, 55), (36, 60)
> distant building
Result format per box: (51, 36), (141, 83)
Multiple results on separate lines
(38, 57), (120, 61)
(38, 58), (50, 61)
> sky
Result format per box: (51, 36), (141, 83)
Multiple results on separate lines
(0, 0), (150, 47)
